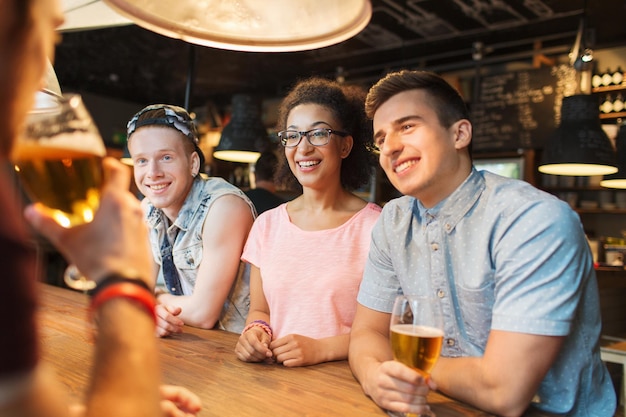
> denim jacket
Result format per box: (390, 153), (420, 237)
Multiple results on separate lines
(145, 177), (256, 333)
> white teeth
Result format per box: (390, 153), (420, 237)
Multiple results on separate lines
(298, 160), (320, 167)
(395, 160), (416, 173)
(150, 184), (167, 190)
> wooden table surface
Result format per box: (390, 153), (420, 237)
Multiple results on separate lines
(37, 283), (496, 417)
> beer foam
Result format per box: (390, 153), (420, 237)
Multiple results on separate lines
(391, 324), (444, 337)
(12, 132), (106, 160)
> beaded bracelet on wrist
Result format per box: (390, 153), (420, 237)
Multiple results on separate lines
(243, 319), (273, 339)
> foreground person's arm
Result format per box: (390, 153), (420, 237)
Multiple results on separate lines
(85, 295), (162, 417)
(23, 158), (163, 417)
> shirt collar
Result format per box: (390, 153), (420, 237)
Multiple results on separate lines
(415, 168), (484, 233)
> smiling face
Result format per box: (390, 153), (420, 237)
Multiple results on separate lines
(284, 103), (352, 191)
(373, 89), (472, 207)
(128, 125), (199, 220)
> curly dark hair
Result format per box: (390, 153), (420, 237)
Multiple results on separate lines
(275, 77), (375, 191)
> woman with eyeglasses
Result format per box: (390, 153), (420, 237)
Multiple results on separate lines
(234, 78), (381, 367)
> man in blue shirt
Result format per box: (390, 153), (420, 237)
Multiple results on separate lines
(349, 70), (615, 416)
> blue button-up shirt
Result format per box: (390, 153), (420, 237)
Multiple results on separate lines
(358, 168), (615, 416)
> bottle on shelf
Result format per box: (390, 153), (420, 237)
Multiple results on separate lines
(614, 93), (625, 113)
(612, 66), (624, 86)
(602, 68), (614, 87)
(601, 94), (614, 114)
(593, 71), (603, 88)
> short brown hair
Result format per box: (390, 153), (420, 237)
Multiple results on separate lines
(366, 70), (470, 129)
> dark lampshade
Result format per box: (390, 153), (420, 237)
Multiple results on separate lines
(120, 145), (133, 166)
(213, 95), (270, 163)
(601, 123), (626, 188)
(538, 94), (617, 176)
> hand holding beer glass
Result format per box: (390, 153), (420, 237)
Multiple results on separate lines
(12, 93), (106, 291)
(390, 295), (444, 417)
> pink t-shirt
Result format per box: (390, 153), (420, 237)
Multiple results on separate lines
(242, 202), (381, 340)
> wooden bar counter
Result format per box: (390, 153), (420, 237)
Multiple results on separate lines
(37, 284), (496, 416)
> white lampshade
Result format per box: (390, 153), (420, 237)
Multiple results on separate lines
(60, 0), (132, 31)
(32, 61), (63, 112)
(103, 0), (372, 52)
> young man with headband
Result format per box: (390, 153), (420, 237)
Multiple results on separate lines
(127, 104), (256, 337)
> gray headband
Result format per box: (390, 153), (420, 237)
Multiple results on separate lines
(127, 104), (205, 169)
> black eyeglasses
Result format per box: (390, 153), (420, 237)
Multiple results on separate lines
(277, 128), (349, 148)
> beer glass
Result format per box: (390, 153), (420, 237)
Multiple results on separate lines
(12, 93), (106, 291)
(389, 295), (444, 417)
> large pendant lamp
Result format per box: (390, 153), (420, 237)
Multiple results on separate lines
(600, 122), (626, 188)
(538, 94), (617, 176)
(102, 0), (372, 52)
(538, 6), (617, 177)
(34, 61), (63, 111)
(213, 95), (269, 163)
(60, 0), (132, 31)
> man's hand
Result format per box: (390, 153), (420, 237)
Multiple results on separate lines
(69, 384), (202, 417)
(159, 385), (202, 417)
(364, 360), (435, 416)
(155, 304), (185, 337)
(24, 158), (153, 287)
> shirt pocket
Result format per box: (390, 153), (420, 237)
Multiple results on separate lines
(455, 278), (495, 348)
(173, 243), (203, 271)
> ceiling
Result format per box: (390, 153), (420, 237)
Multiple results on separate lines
(54, 0), (626, 111)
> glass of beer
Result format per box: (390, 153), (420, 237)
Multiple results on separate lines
(390, 295), (444, 417)
(12, 93), (106, 291)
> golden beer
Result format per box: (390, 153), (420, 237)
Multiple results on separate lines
(13, 94), (106, 228)
(390, 324), (444, 375)
(12, 139), (104, 228)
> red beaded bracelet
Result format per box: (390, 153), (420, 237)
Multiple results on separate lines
(90, 281), (157, 324)
(243, 320), (273, 339)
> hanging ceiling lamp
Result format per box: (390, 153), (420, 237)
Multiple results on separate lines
(33, 61), (63, 112)
(213, 95), (270, 163)
(60, 0), (132, 31)
(120, 146), (133, 166)
(600, 122), (626, 188)
(102, 0), (372, 52)
(538, 94), (617, 176)
(538, 8), (617, 177)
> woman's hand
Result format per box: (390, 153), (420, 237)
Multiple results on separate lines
(269, 334), (321, 367)
(235, 327), (273, 363)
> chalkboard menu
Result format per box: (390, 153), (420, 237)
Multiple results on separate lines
(471, 65), (576, 152)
